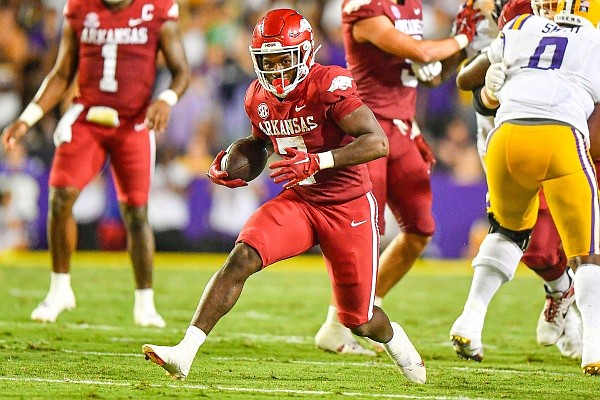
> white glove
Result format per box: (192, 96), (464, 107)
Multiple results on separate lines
(411, 61), (442, 82)
(485, 62), (507, 93)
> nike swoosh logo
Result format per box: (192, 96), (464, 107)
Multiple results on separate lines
(350, 220), (367, 227)
(295, 104), (306, 112)
(129, 18), (144, 27)
(134, 123), (146, 132)
(414, 8), (421, 15)
(293, 157), (309, 164)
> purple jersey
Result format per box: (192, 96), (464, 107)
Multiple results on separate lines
(244, 64), (371, 204)
(342, 0), (423, 120)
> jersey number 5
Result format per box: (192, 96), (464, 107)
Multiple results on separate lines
(100, 43), (118, 92)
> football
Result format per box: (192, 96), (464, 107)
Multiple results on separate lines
(220, 137), (268, 182)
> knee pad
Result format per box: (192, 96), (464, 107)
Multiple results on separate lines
(472, 232), (524, 282)
(488, 213), (532, 251)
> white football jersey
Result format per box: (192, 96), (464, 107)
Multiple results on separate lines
(488, 14), (600, 143)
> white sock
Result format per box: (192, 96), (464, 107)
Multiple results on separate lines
(374, 296), (383, 308)
(464, 265), (505, 315)
(135, 288), (156, 311)
(544, 270), (571, 294)
(178, 326), (207, 356)
(49, 272), (71, 296)
(325, 305), (340, 325)
(574, 264), (600, 365)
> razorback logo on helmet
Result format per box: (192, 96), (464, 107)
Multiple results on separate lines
(343, 0), (372, 14)
(327, 76), (353, 92)
(298, 18), (312, 34)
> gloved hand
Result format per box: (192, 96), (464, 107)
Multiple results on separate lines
(485, 62), (507, 94)
(411, 61), (442, 82)
(206, 150), (248, 188)
(453, 0), (484, 42)
(414, 135), (436, 171)
(269, 147), (321, 189)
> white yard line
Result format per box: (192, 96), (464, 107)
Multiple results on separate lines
(0, 376), (489, 400)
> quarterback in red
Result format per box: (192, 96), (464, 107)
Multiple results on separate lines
(314, 0), (483, 354)
(142, 9), (426, 384)
(1, 0), (190, 327)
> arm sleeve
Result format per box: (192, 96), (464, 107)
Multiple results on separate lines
(342, 0), (385, 24)
(487, 34), (504, 64)
(318, 66), (364, 123)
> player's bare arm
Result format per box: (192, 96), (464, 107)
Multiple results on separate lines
(456, 51), (490, 91)
(332, 104), (389, 167)
(145, 19), (190, 133)
(353, 15), (466, 64)
(1, 20), (78, 150)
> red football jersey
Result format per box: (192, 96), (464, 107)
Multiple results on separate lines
(342, 0), (423, 120)
(498, 0), (533, 30)
(244, 64), (372, 204)
(65, 0), (178, 119)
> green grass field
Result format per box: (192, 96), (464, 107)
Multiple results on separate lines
(0, 251), (597, 399)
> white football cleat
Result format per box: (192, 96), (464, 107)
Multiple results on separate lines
(30, 289), (76, 323)
(537, 281), (575, 346)
(382, 322), (426, 384)
(315, 322), (376, 356)
(142, 344), (193, 380)
(134, 309), (166, 328)
(555, 305), (583, 359)
(450, 312), (484, 362)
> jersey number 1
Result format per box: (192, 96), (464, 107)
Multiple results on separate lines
(100, 43), (118, 92)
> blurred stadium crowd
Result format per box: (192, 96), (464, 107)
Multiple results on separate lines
(0, 0), (487, 258)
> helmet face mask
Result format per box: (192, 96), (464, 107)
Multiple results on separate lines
(531, 0), (560, 19)
(554, 0), (600, 27)
(249, 9), (317, 98)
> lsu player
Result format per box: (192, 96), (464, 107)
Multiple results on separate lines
(1, 0), (190, 327)
(449, 0), (600, 375)
(453, 0), (584, 360)
(142, 9), (427, 384)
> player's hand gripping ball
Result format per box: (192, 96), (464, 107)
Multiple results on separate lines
(207, 137), (268, 188)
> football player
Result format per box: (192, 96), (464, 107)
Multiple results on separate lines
(1, 0), (190, 327)
(449, 0), (600, 375)
(452, 0), (584, 361)
(142, 9), (426, 384)
(314, 0), (484, 357)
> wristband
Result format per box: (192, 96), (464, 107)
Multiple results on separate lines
(317, 151), (334, 169)
(158, 89), (178, 107)
(18, 103), (44, 127)
(454, 34), (469, 50)
(481, 86), (499, 109)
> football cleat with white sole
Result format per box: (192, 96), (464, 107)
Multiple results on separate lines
(30, 289), (76, 323)
(537, 281), (575, 346)
(142, 344), (193, 380)
(134, 309), (166, 328)
(315, 322), (376, 356)
(555, 305), (583, 359)
(450, 312), (484, 362)
(382, 322), (426, 384)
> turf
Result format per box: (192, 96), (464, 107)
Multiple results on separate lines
(0, 251), (597, 399)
